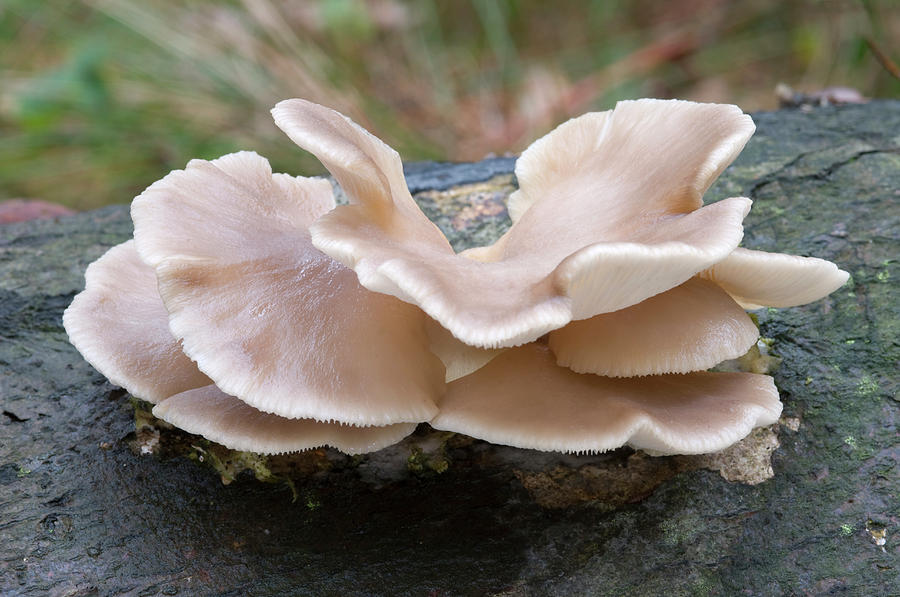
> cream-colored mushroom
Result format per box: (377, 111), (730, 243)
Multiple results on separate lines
(63, 240), (212, 403)
(699, 247), (850, 309)
(430, 343), (782, 455)
(64, 98), (850, 462)
(131, 151), (445, 426)
(547, 277), (760, 377)
(65, 219), (428, 455)
(153, 386), (417, 456)
(273, 98), (756, 349)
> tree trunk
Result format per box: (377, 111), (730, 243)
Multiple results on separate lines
(1, 102), (898, 596)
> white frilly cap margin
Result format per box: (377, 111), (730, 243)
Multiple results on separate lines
(153, 386), (417, 456)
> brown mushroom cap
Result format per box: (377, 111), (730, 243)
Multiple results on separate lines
(430, 344), (781, 455)
(273, 99), (755, 348)
(62, 241), (212, 403)
(548, 277), (760, 377)
(131, 151), (444, 426)
(700, 247), (850, 309)
(153, 385), (417, 455)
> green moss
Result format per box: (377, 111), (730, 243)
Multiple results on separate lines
(407, 446), (450, 475)
(429, 457), (450, 474)
(747, 311), (760, 327)
(130, 397), (157, 431)
(660, 513), (703, 547)
(691, 573), (717, 597)
(303, 492), (322, 511)
(855, 375), (879, 397)
(713, 339), (781, 375)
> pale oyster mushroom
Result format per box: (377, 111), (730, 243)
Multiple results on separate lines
(63, 241), (414, 455)
(64, 98), (851, 462)
(272, 99), (846, 360)
(429, 270), (839, 453)
(547, 277), (761, 378)
(269, 97), (847, 455)
(273, 98), (757, 349)
(546, 255), (847, 379)
(64, 152), (444, 455)
(130, 151), (444, 427)
(63, 240), (213, 404)
(699, 247), (849, 309)
(431, 343), (782, 455)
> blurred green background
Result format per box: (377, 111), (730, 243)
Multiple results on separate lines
(2, 0), (898, 211)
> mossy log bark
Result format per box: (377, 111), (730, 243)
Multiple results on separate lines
(2, 102), (898, 596)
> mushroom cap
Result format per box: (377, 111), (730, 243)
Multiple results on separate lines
(131, 151), (445, 426)
(548, 277), (760, 377)
(64, 226), (419, 455)
(506, 100), (754, 224)
(62, 240), (211, 403)
(430, 344), (781, 455)
(153, 385), (417, 456)
(700, 248), (850, 309)
(274, 99), (755, 348)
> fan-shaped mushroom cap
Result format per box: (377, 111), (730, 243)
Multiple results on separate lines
(700, 248), (850, 309)
(548, 277), (759, 377)
(131, 151), (444, 426)
(430, 344), (781, 455)
(62, 241), (211, 403)
(273, 99), (754, 348)
(506, 99), (754, 223)
(153, 386), (416, 455)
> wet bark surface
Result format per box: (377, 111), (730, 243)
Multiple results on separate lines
(1, 102), (898, 596)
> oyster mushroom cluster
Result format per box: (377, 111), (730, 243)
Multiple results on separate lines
(64, 99), (848, 457)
